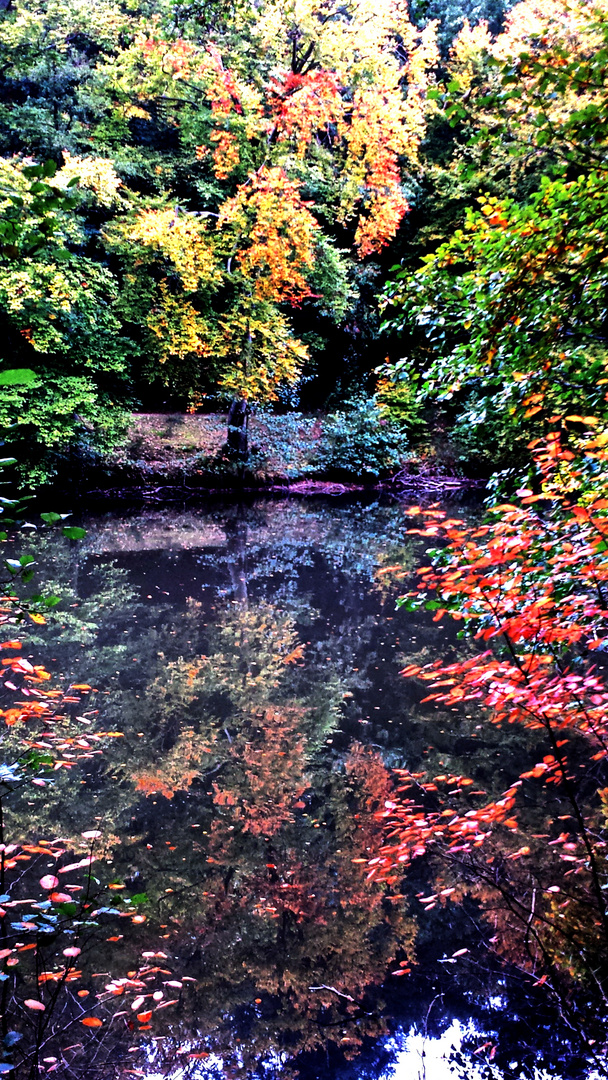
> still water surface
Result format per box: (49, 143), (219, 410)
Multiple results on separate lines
(6, 496), (599, 1079)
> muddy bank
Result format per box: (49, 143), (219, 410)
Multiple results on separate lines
(68, 412), (481, 502)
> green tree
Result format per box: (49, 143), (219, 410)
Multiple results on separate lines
(382, 0), (608, 471)
(0, 156), (132, 484)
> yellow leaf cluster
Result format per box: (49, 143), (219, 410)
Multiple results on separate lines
(126, 208), (220, 293)
(147, 284), (214, 364)
(217, 303), (308, 403)
(492, 0), (608, 60)
(449, 18), (493, 91)
(56, 152), (124, 209)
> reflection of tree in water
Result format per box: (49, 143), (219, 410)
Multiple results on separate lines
(2, 591), (416, 1077)
(3, 500), (599, 1078)
(116, 604), (415, 1075)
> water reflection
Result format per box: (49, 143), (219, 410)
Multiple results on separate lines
(0, 496), (602, 1078)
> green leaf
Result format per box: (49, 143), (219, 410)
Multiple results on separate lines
(55, 902), (77, 916)
(0, 369), (37, 387)
(129, 892), (149, 906)
(40, 512), (62, 524)
(62, 526), (86, 540)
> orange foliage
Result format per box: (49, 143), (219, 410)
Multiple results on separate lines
(218, 167), (318, 306)
(212, 705), (309, 837)
(343, 84), (411, 257)
(269, 70), (343, 154)
(369, 431), (608, 984)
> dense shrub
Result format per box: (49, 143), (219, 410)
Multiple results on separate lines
(312, 397), (408, 479)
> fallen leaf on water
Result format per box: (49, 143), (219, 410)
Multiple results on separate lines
(40, 875), (59, 890)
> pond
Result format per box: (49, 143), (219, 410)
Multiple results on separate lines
(0, 495), (602, 1080)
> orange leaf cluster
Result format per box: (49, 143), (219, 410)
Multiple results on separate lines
(371, 432), (608, 906)
(218, 167), (318, 306)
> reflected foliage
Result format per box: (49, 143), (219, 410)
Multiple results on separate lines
(1, 494), (601, 1078)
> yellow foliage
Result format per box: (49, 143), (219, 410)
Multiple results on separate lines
(147, 284), (215, 364)
(449, 18), (492, 91)
(209, 129), (241, 179)
(125, 208), (220, 293)
(256, 0), (438, 254)
(472, 0), (608, 159)
(340, 77), (412, 255)
(56, 152), (124, 209)
(216, 301), (309, 402)
(492, 0), (608, 60)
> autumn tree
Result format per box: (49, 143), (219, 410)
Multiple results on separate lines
(370, 427), (608, 1064)
(100, 0), (439, 455)
(382, 0), (608, 471)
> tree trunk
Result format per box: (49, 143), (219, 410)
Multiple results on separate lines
(227, 397), (248, 473)
(224, 515), (248, 604)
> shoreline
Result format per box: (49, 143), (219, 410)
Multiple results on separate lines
(44, 415), (485, 504)
(62, 471), (483, 505)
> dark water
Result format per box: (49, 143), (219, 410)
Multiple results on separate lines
(1, 496), (601, 1079)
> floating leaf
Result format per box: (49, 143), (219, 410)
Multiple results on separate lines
(39, 876), (59, 891)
